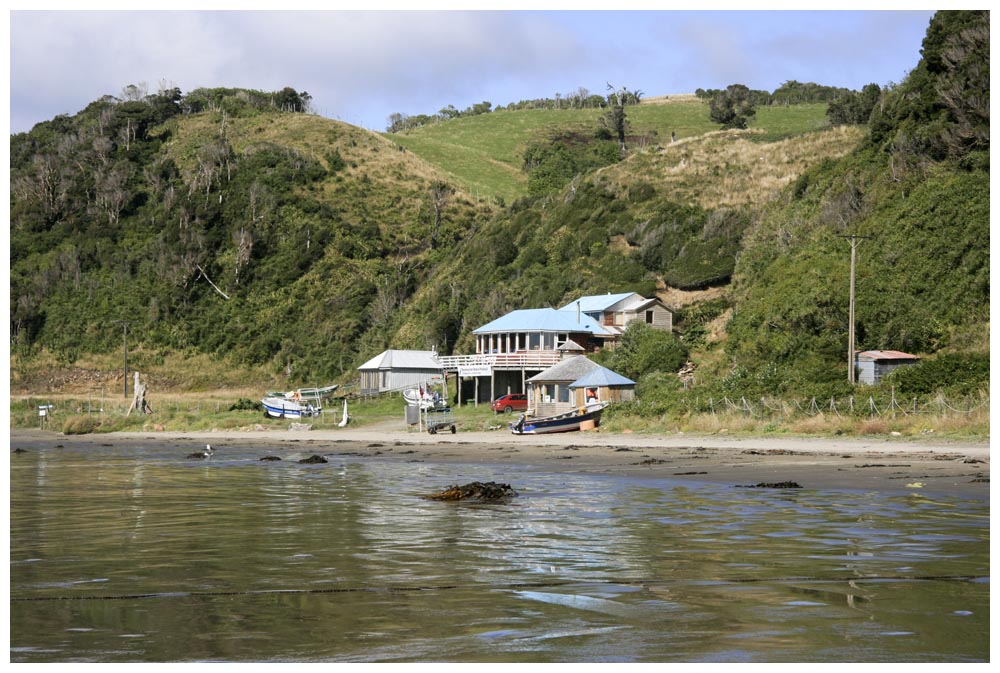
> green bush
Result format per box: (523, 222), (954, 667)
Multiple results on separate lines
(599, 322), (689, 381)
(884, 353), (990, 396)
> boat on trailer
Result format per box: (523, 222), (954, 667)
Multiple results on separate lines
(261, 384), (338, 419)
(510, 401), (609, 435)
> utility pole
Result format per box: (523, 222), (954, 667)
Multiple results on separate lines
(839, 235), (870, 384)
(114, 320), (130, 397)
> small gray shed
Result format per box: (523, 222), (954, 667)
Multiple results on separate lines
(358, 349), (443, 397)
(855, 350), (920, 385)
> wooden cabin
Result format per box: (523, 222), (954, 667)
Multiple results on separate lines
(525, 355), (601, 417)
(568, 366), (636, 406)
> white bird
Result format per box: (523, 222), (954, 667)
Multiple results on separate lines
(187, 444), (214, 460)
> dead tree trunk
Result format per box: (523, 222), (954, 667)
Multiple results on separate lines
(127, 371), (153, 415)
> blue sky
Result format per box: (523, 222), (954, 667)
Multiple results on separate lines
(8, 9), (936, 134)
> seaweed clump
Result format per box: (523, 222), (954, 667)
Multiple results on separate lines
(424, 481), (517, 501)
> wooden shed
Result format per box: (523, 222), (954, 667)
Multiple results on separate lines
(855, 350), (920, 385)
(358, 349), (443, 397)
(568, 366), (636, 406)
(525, 355), (601, 417)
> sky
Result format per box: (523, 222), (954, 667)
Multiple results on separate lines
(8, 7), (937, 135)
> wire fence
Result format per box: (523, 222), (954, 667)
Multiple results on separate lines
(704, 390), (988, 419)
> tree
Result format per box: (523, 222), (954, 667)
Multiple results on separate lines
(709, 84), (757, 129)
(827, 83), (882, 125)
(602, 321), (688, 381)
(428, 182), (453, 250)
(603, 84), (630, 151)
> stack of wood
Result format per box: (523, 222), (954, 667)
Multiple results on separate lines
(677, 361), (698, 388)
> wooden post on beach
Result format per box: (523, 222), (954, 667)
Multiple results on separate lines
(127, 371), (153, 416)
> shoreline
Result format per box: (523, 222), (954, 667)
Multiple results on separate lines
(11, 427), (990, 500)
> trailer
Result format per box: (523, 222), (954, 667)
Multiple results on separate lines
(426, 407), (456, 434)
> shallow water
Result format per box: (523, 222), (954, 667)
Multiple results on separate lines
(9, 438), (989, 662)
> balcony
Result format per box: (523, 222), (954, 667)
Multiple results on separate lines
(436, 351), (561, 372)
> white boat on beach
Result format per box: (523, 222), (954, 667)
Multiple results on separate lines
(261, 384), (338, 419)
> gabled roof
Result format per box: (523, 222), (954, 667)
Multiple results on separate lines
(358, 349), (442, 371)
(473, 308), (611, 336)
(559, 292), (638, 313)
(526, 355), (600, 383)
(558, 339), (585, 352)
(568, 365), (636, 388)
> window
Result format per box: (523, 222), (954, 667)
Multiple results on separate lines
(646, 310), (654, 324)
(558, 385), (570, 403)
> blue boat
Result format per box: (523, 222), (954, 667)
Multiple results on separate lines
(510, 402), (608, 435)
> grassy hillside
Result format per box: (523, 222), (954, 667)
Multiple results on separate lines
(10, 11), (988, 417)
(386, 97), (832, 203)
(384, 123), (867, 358)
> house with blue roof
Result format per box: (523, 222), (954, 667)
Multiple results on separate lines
(471, 307), (614, 355)
(432, 290), (669, 406)
(558, 292), (672, 337)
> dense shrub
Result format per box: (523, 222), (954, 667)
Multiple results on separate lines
(598, 321), (689, 382)
(884, 353), (990, 396)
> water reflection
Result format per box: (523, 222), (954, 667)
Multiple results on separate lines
(9, 439), (989, 662)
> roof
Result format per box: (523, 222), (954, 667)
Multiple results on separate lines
(855, 350), (920, 362)
(568, 366), (636, 388)
(559, 292), (638, 313)
(473, 308), (612, 336)
(526, 355), (600, 383)
(558, 339), (585, 352)
(358, 349), (442, 371)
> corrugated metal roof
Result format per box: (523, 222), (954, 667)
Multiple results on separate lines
(568, 366), (635, 388)
(856, 350), (920, 361)
(526, 355), (600, 383)
(559, 292), (638, 313)
(358, 349), (442, 371)
(473, 308), (611, 336)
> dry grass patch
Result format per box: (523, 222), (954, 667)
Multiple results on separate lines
(600, 126), (864, 211)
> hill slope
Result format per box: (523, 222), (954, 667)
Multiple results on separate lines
(9, 11), (988, 403)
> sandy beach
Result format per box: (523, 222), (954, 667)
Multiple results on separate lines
(12, 425), (990, 500)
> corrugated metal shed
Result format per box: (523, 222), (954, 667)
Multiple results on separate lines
(473, 308), (611, 336)
(855, 350), (919, 385)
(358, 350), (443, 397)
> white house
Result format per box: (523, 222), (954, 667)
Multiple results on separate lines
(558, 292), (673, 336)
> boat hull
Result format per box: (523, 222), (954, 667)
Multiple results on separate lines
(510, 403), (607, 435)
(261, 397), (320, 419)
